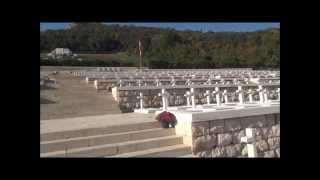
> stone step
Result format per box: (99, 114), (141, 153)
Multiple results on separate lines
(41, 135), (183, 157)
(109, 144), (191, 157)
(41, 128), (175, 153)
(179, 154), (197, 157)
(41, 121), (161, 142)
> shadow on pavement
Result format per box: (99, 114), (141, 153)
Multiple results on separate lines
(40, 97), (56, 104)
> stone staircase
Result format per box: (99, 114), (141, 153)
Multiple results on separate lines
(40, 121), (193, 157)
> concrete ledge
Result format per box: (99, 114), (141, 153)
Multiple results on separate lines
(134, 108), (160, 114)
(193, 105), (279, 122)
(173, 105), (279, 123)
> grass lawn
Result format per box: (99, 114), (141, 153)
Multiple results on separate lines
(77, 52), (131, 61)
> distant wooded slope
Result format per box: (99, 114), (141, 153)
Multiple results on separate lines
(40, 23), (280, 69)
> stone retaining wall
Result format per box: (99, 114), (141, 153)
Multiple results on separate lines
(114, 86), (280, 113)
(190, 113), (280, 157)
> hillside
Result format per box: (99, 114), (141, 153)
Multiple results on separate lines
(40, 23), (280, 69)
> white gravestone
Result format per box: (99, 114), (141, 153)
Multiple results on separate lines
(263, 88), (269, 103)
(276, 88), (280, 100)
(136, 92), (144, 110)
(190, 88), (196, 110)
(138, 80), (142, 87)
(184, 91), (191, 106)
(236, 86), (244, 105)
(119, 80), (122, 87)
(171, 79), (176, 86)
(247, 89), (254, 103)
(257, 85), (264, 104)
(212, 87), (221, 106)
(158, 89), (170, 111)
(207, 79), (212, 85)
(204, 90), (211, 105)
(222, 89), (229, 104)
(186, 79), (191, 86)
(241, 128), (257, 158)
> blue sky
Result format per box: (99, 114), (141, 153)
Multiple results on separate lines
(40, 22), (280, 32)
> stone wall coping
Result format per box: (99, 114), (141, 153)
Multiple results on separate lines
(117, 83), (280, 90)
(173, 105), (280, 122)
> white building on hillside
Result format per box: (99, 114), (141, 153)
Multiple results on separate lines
(48, 48), (72, 56)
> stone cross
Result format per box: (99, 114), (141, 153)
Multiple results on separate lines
(190, 88), (196, 109)
(137, 92), (144, 110)
(212, 87), (221, 106)
(222, 89), (229, 104)
(233, 78), (238, 85)
(171, 79), (176, 86)
(204, 90), (211, 105)
(236, 86), (244, 105)
(207, 78), (212, 85)
(119, 80), (123, 87)
(257, 85), (264, 104)
(138, 80), (142, 87)
(186, 79), (192, 86)
(276, 88), (280, 100)
(241, 128), (257, 158)
(158, 89), (170, 111)
(247, 89), (254, 103)
(184, 91), (191, 106)
(263, 88), (269, 103)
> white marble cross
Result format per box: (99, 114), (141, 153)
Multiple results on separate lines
(247, 89), (254, 103)
(263, 88), (269, 103)
(257, 85), (264, 104)
(155, 79), (159, 86)
(186, 79), (192, 86)
(212, 87), (221, 106)
(137, 92), (144, 110)
(204, 90), (211, 105)
(276, 88), (280, 100)
(207, 79), (212, 85)
(222, 89), (229, 104)
(236, 86), (244, 105)
(190, 88), (196, 109)
(241, 128), (257, 158)
(138, 80), (142, 87)
(184, 91), (191, 106)
(119, 80), (123, 87)
(158, 89), (170, 111)
(171, 79), (176, 86)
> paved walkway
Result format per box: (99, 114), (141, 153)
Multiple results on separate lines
(41, 113), (156, 133)
(40, 73), (122, 120)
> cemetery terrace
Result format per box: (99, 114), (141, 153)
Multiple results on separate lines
(41, 67), (279, 158)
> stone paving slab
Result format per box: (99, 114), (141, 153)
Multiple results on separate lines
(40, 73), (122, 120)
(41, 113), (156, 134)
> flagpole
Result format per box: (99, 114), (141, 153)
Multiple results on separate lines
(139, 40), (143, 72)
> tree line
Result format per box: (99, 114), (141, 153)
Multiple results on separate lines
(40, 23), (280, 69)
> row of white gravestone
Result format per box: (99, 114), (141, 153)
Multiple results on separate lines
(77, 69), (279, 79)
(117, 78), (260, 87)
(136, 86), (280, 111)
